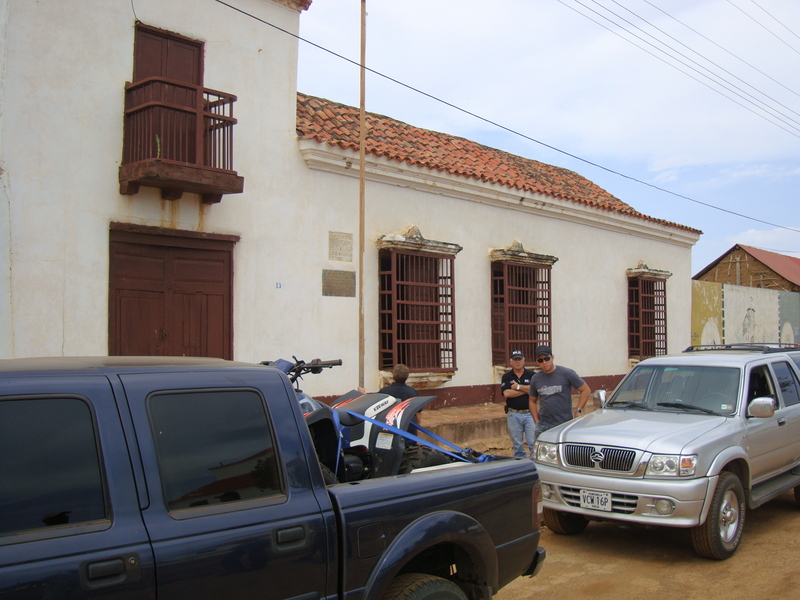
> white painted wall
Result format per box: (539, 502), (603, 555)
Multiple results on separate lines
(0, 0), (698, 398)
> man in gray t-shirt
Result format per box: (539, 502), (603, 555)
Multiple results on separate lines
(528, 345), (591, 436)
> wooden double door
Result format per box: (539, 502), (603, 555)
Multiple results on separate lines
(109, 227), (235, 359)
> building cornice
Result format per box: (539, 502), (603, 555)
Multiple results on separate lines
(299, 141), (701, 248)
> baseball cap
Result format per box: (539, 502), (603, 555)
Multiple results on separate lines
(510, 350), (524, 360)
(534, 345), (552, 357)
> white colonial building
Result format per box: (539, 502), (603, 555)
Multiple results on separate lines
(0, 0), (700, 406)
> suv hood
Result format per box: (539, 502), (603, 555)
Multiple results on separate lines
(542, 409), (728, 453)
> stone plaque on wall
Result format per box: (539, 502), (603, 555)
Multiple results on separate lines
(329, 232), (353, 263)
(322, 269), (356, 297)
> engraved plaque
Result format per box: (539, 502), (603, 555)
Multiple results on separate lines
(329, 232), (353, 263)
(322, 269), (356, 297)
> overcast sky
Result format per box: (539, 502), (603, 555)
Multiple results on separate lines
(296, 0), (800, 273)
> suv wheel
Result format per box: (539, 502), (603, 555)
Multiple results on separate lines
(690, 471), (745, 560)
(543, 508), (589, 535)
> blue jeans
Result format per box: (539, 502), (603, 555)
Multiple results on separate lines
(507, 410), (536, 460)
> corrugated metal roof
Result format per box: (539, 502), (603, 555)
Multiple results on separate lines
(740, 245), (800, 287)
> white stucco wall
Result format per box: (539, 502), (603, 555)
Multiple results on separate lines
(0, 0), (698, 397)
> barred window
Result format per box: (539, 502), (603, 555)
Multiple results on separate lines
(491, 261), (551, 365)
(628, 277), (667, 359)
(379, 249), (455, 372)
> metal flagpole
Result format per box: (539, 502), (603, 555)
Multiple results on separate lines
(358, 0), (367, 389)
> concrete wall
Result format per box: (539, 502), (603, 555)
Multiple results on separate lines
(692, 281), (799, 345)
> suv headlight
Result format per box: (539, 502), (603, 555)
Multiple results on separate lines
(645, 454), (697, 477)
(533, 441), (560, 465)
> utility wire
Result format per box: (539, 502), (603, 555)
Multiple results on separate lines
(726, 0), (800, 56)
(211, 0), (800, 237)
(745, 0), (800, 44)
(642, 0), (800, 101)
(561, 0), (800, 137)
(604, 0), (800, 124)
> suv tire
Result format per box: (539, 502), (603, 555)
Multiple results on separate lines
(690, 471), (745, 560)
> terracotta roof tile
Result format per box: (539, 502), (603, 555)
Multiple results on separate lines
(296, 93), (700, 234)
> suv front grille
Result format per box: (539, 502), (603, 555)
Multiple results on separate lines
(564, 444), (636, 472)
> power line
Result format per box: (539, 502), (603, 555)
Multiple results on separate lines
(726, 0), (800, 56)
(603, 0), (800, 125)
(641, 0), (800, 102)
(559, 0), (800, 137)
(212, 0), (800, 237)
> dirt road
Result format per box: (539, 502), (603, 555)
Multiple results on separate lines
(468, 438), (800, 600)
(495, 488), (800, 600)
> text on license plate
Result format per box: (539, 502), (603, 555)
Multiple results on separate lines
(580, 489), (612, 512)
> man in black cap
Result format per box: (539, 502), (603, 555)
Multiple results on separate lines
(529, 345), (591, 438)
(500, 350), (535, 459)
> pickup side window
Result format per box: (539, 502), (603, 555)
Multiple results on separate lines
(148, 390), (283, 512)
(0, 398), (106, 536)
(772, 362), (800, 407)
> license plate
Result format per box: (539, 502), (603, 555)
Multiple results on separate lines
(580, 489), (612, 512)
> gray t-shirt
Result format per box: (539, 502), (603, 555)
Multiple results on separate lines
(530, 365), (585, 428)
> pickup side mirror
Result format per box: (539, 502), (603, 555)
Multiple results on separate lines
(592, 389), (606, 409)
(748, 396), (776, 418)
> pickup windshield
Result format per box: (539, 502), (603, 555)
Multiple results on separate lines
(610, 365), (740, 416)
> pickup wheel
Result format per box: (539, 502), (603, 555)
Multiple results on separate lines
(382, 573), (467, 600)
(691, 471), (745, 560)
(543, 508), (589, 535)
(398, 445), (453, 474)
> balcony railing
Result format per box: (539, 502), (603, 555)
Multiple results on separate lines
(119, 77), (244, 203)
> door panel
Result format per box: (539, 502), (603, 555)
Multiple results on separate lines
(109, 232), (233, 359)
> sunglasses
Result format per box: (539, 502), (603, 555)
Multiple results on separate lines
(536, 356), (552, 363)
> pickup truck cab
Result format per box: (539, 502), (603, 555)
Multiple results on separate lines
(534, 344), (800, 559)
(0, 356), (545, 599)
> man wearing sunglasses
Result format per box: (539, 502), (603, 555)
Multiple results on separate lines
(529, 345), (591, 439)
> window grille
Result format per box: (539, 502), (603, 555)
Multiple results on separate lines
(379, 249), (455, 371)
(628, 277), (667, 358)
(491, 261), (551, 364)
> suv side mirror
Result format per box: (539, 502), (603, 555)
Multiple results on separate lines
(593, 389), (606, 409)
(748, 397), (775, 418)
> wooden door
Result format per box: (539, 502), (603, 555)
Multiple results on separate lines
(109, 228), (234, 359)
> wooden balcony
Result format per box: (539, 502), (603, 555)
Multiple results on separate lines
(120, 77), (244, 204)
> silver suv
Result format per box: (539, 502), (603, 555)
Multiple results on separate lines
(533, 344), (800, 559)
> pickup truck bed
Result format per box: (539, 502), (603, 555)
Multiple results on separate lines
(0, 356), (544, 599)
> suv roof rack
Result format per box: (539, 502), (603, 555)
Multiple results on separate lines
(683, 343), (800, 354)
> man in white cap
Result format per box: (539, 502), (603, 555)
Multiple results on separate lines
(500, 350), (535, 459)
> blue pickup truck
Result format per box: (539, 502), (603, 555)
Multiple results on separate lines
(0, 356), (545, 599)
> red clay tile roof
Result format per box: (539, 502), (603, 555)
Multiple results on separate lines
(740, 245), (800, 286)
(296, 93), (700, 234)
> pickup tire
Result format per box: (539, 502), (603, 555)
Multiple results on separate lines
(543, 508), (589, 535)
(382, 573), (467, 600)
(690, 471), (745, 560)
(398, 445), (453, 474)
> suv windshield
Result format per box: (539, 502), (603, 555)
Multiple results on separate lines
(609, 365), (740, 415)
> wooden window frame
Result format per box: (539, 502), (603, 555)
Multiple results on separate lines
(379, 248), (456, 373)
(491, 261), (552, 365)
(628, 276), (667, 359)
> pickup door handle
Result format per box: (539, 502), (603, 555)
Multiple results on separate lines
(87, 558), (125, 580)
(276, 525), (308, 548)
(82, 553), (141, 590)
(778, 418), (786, 426)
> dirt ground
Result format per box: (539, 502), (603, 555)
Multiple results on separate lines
(470, 437), (800, 600)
